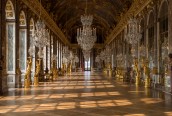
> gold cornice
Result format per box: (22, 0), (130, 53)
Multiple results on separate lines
(105, 0), (152, 45)
(21, 0), (70, 46)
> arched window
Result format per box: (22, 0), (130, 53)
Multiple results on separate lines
(19, 11), (26, 26)
(19, 11), (27, 71)
(5, 0), (15, 19)
(5, 0), (15, 72)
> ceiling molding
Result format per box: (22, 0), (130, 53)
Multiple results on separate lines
(105, 0), (152, 45)
(21, 0), (70, 46)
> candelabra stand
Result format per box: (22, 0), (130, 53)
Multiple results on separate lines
(24, 57), (32, 88)
(34, 59), (41, 86)
(133, 58), (140, 86)
(142, 59), (151, 88)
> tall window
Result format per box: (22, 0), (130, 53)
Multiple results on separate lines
(5, 0), (15, 73)
(85, 58), (90, 71)
(19, 11), (27, 71)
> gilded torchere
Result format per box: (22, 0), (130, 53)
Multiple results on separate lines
(62, 63), (66, 76)
(34, 59), (41, 86)
(24, 57), (32, 88)
(134, 58), (140, 86)
(67, 62), (72, 75)
(107, 62), (112, 78)
(143, 59), (151, 88)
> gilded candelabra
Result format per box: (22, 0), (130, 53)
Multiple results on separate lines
(142, 59), (151, 88)
(108, 62), (112, 77)
(67, 63), (72, 75)
(34, 59), (41, 86)
(133, 58), (140, 86)
(62, 63), (66, 76)
(24, 57), (32, 88)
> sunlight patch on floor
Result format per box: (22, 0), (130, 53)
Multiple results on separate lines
(124, 114), (146, 116)
(0, 105), (19, 113)
(164, 112), (172, 116)
(140, 98), (163, 104)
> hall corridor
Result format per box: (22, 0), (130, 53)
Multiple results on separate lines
(0, 72), (172, 116)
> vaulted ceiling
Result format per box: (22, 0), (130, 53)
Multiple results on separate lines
(40, 0), (133, 44)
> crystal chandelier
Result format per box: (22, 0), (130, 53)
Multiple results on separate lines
(77, 26), (96, 51)
(32, 0), (50, 58)
(95, 55), (100, 63)
(62, 46), (74, 64)
(74, 55), (79, 63)
(81, 14), (93, 27)
(33, 19), (50, 48)
(62, 46), (70, 60)
(99, 46), (111, 63)
(77, 0), (97, 59)
(124, 17), (142, 45)
(100, 50), (106, 61)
